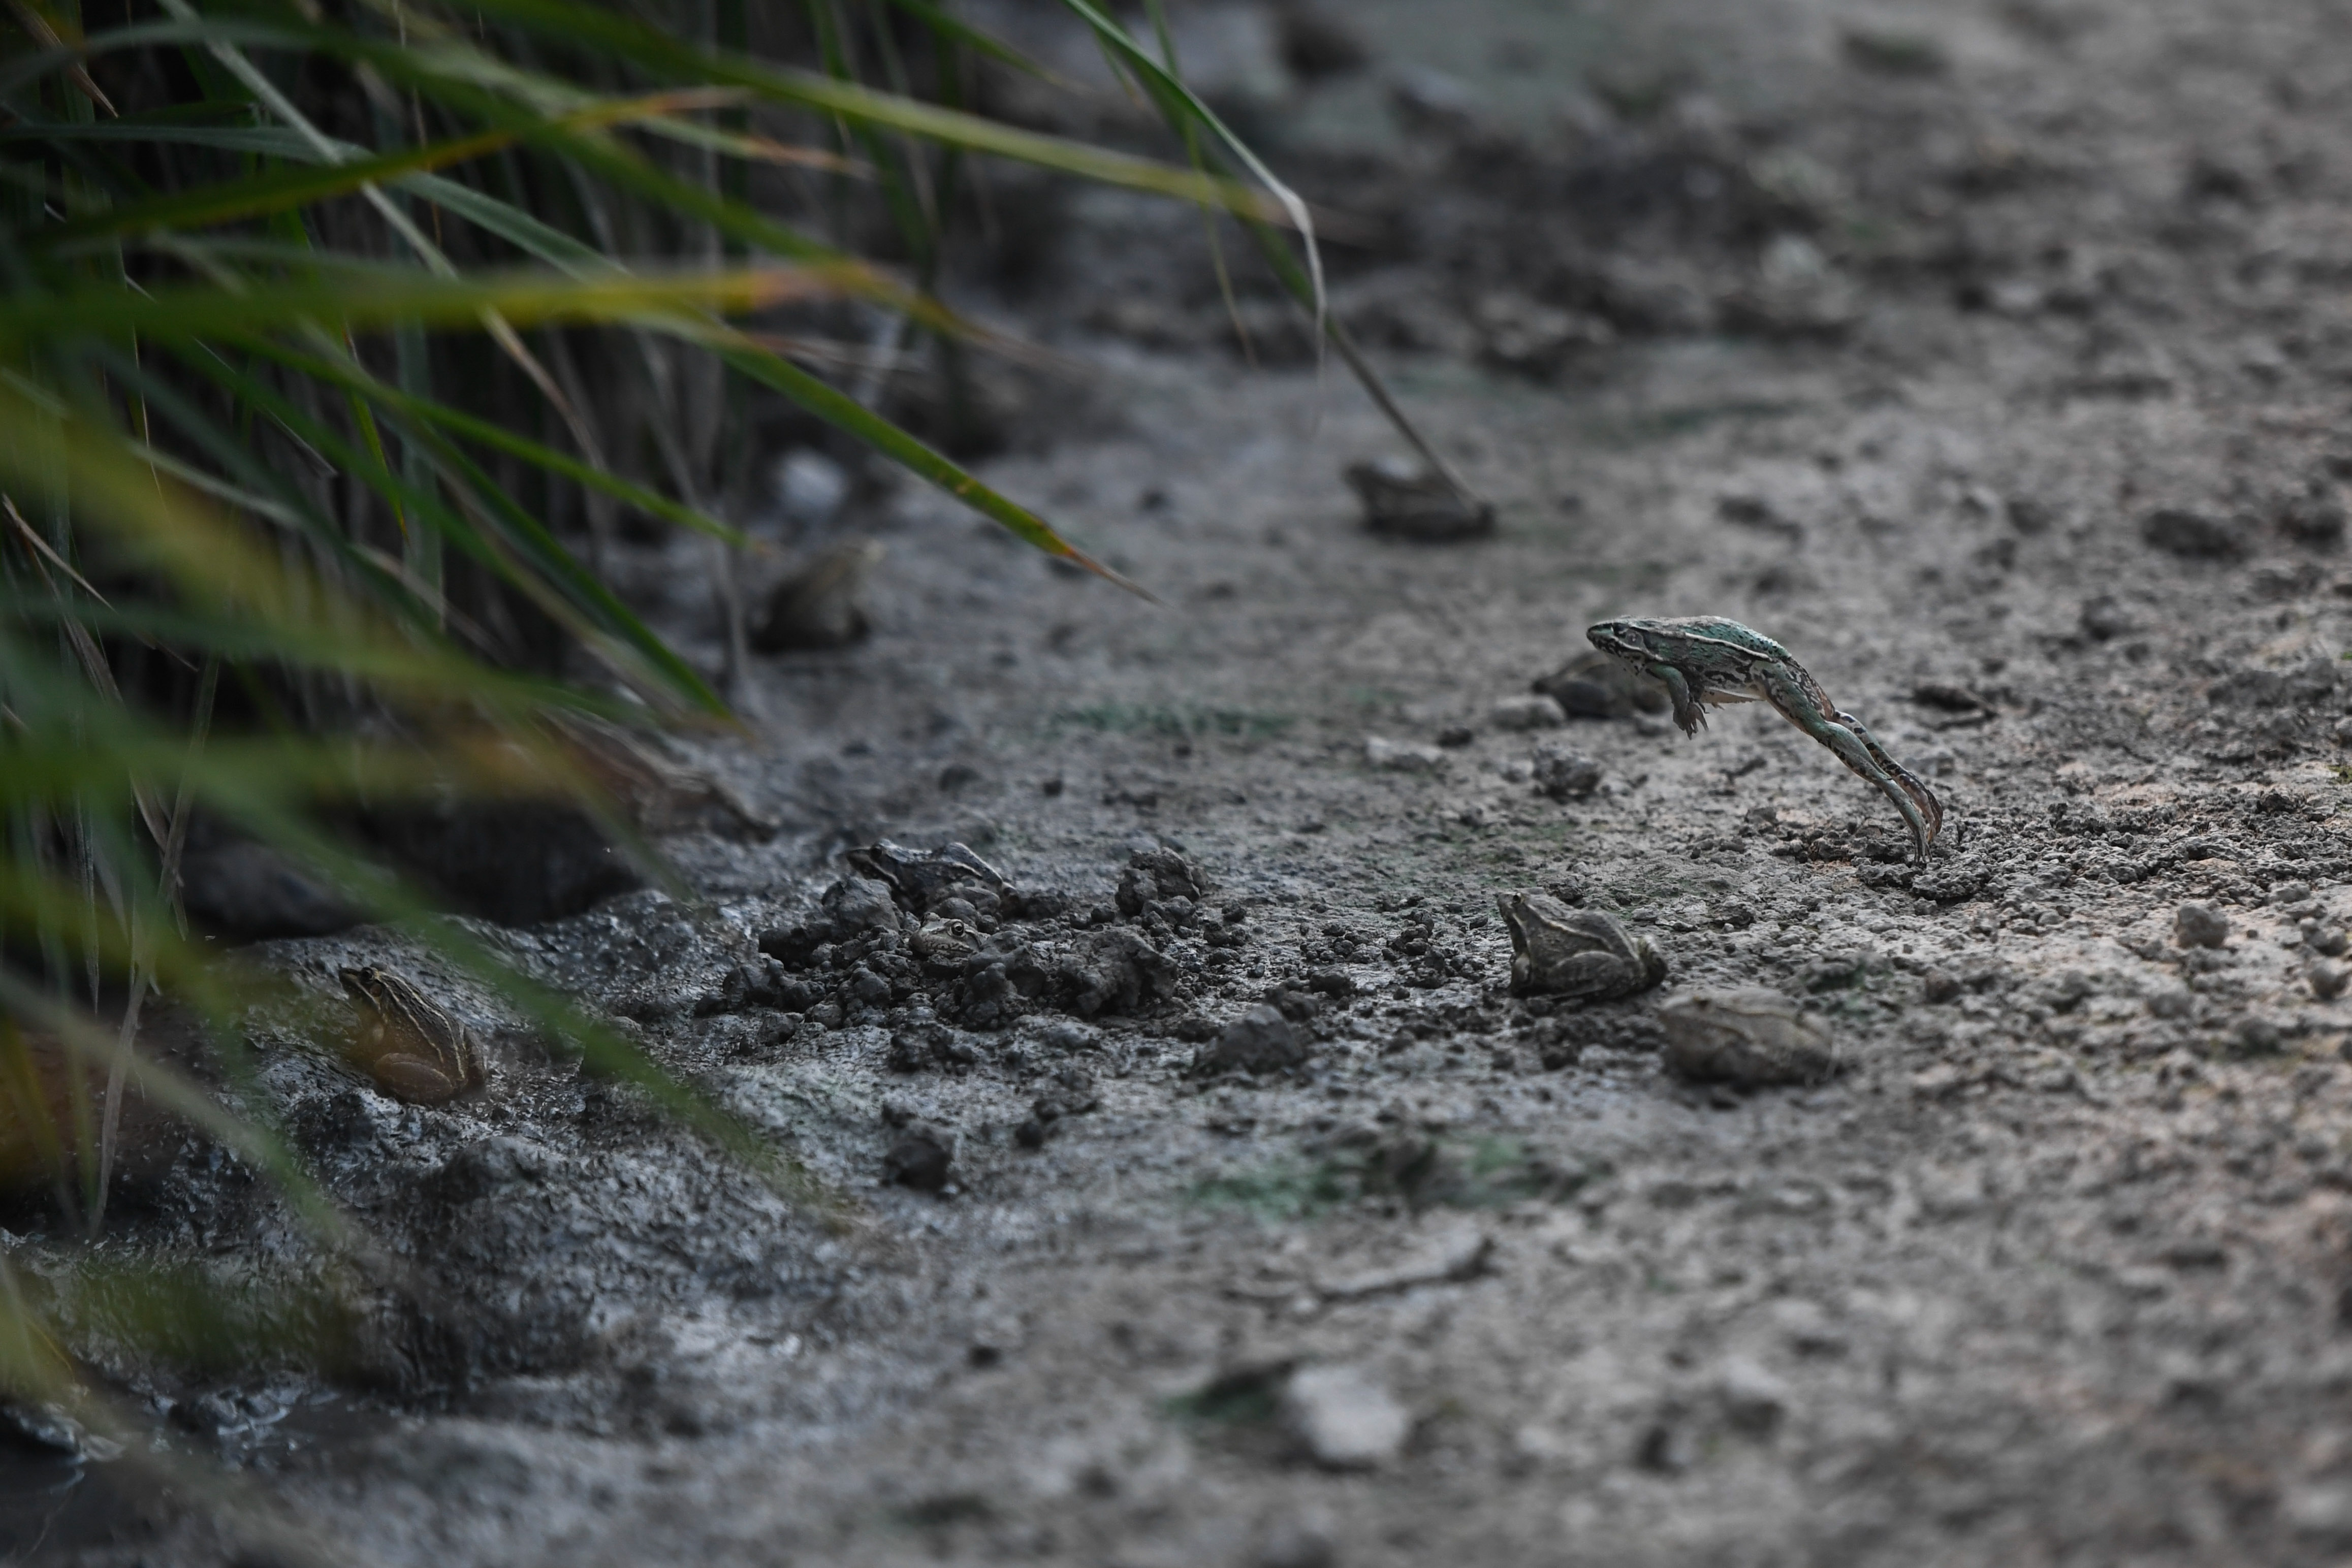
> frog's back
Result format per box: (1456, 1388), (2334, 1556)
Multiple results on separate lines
(1670, 616), (1791, 659)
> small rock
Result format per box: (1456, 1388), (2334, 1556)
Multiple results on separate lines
(772, 447), (850, 532)
(1282, 1363), (1409, 1470)
(751, 538), (883, 651)
(2174, 902), (2230, 950)
(2280, 485), (2347, 548)
(2272, 882), (2315, 906)
(1841, 24), (1948, 75)
(2079, 594), (2136, 642)
(179, 837), (359, 940)
(2232, 1018), (2283, 1056)
(1484, 693), (1562, 734)
(1195, 1005), (1305, 1076)
(1530, 741), (1603, 801)
(882, 1125), (955, 1192)
(2282, 1481), (2352, 1546)
(1032, 1067), (1100, 1123)
(1532, 649), (1668, 719)
(2312, 962), (2348, 1002)
(1253, 1512), (1339, 1568)
(1278, 4), (1365, 78)
(1033, 1019), (1099, 1053)
(2006, 495), (2055, 534)
(1117, 845), (1208, 915)
(1388, 67), (1483, 141)
(1715, 1357), (1789, 1437)
(2309, 922), (2350, 958)
(1921, 969), (1962, 1005)
(1365, 736), (1447, 774)
(1659, 989), (1838, 1087)
(1343, 457), (1494, 542)
(2141, 507), (2246, 561)
(1435, 724), (1476, 748)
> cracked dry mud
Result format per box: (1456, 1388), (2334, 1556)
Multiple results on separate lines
(27, 0), (2352, 1563)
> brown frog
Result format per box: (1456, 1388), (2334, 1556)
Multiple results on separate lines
(338, 966), (487, 1105)
(1497, 893), (1667, 1001)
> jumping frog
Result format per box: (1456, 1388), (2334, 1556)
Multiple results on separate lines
(1585, 616), (1944, 865)
(1497, 893), (1667, 1000)
(338, 966), (487, 1106)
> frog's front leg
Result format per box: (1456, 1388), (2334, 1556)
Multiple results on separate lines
(1759, 669), (1938, 864)
(1646, 662), (1707, 736)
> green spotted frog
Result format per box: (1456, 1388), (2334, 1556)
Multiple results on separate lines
(1586, 616), (1944, 865)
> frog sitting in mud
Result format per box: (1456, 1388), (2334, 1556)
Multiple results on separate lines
(1586, 616), (1943, 865)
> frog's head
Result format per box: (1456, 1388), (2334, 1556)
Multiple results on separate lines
(1585, 618), (1664, 665)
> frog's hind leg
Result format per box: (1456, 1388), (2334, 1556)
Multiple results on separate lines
(1836, 709), (1944, 857)
(1761, 678), (1939, 863)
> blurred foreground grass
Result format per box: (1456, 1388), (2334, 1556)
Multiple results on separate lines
(0, 0), (1453, 1483)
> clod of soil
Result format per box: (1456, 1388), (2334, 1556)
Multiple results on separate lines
(2174, 901), (2231, 950)
(1195, 1004), (1304, 1075)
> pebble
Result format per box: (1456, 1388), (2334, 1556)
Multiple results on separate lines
(1282, 1363), (1409, 1470)
(1532, 649), (1666, 720)
(2140, 506), (2246, 560)
(1489, 694), (1567, 730)
(882, 1125), (955, 1192)
(2173, 902), (2230, 950)
(2079, 594), (2136, 642)
(1658, 989), (1837, 1087)
(1714, 1357), (1790, 1436)
(1254, 1515), (1339, 1568)
(1365, 736), (1447, 774)
(1530, 741), (1603, 802)
(2313, 963), (2349, 1002)
(1194, 1005), (1305, 1075)
(2283, 1480), (2352, 1546)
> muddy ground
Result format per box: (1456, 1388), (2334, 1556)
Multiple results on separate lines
(22, 0), (2352, 1563)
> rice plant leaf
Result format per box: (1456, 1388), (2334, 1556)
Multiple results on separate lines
(709, 329), (1152, 598)
(359, 0), (1298, 224)
(228, 333), (753, 547)
(877, 0), (1067, 85)
(40, 87), (751, 245)
(0, 263), (868, 342)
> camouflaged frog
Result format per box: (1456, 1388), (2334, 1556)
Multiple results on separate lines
(1498, 893), (1667, 1000)
(338, 966), (487, 1106)
(1587, 616), (1944, 865)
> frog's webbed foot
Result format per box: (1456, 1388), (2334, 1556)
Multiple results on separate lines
(1761, 674), (1941, 863)
(1810, 709), (1937, 865)
(1647, 663), (1707, 736)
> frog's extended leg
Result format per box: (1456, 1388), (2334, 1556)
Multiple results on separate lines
(1646, 662), (1707, 735)
(1759, 673), (1937, 863)
(1835, 708), (1944, 856)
